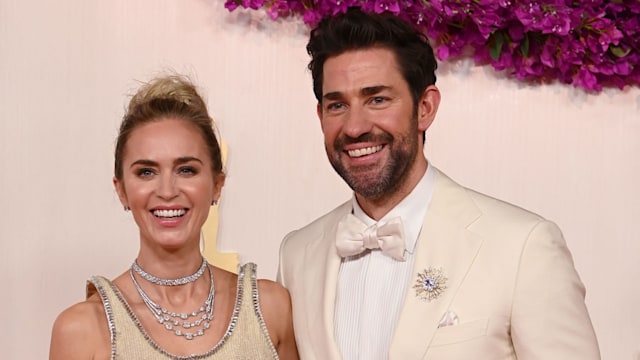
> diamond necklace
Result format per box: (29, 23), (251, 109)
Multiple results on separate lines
(129, 265), (215, 340)
(131, 257), (207, 286)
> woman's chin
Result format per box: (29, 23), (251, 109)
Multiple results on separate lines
(143, 232), (198, 251)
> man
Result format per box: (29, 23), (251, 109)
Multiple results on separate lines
(277, 8), (600, 359)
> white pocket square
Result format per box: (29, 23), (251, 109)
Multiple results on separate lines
(438, 310), (459, 328)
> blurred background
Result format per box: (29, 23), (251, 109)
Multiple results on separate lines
(1, 0), (638, 358)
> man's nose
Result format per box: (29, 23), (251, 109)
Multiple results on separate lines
(342, 106), (372, 138)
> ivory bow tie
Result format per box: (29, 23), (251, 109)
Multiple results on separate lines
(335, 213), (406, 261)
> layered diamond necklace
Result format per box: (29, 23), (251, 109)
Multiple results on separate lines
(129, 257), (214, 340)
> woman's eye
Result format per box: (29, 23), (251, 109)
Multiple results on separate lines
(178, 166), (197, 175)
(137, 168), (155, 177)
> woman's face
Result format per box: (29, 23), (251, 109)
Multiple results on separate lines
(114, 118), (223, 250)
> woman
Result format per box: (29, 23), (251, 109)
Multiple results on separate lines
(50, 75), (298, 359)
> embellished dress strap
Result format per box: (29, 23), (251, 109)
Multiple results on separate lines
(234, 262), (280, 359)
(86, 276), (118, 360)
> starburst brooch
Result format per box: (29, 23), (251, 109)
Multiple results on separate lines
(413, 267), (447, 302)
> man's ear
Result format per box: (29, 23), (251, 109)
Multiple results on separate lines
(317, 102), (323, 128)
(417, 85), (441, 132)
(113, 177), (128, 208)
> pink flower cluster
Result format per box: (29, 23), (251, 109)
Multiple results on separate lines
(224, 0), (640, 92)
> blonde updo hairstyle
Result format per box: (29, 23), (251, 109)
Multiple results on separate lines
(114, 75), (223, 181)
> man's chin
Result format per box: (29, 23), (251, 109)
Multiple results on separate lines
(346, 176), (389, 198)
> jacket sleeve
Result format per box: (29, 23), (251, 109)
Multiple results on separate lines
(276, 231), (293, 287)
(511, 220), (600, 359)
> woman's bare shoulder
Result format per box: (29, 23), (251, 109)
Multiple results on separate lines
(256, 278), (293, 328)
(50, 294), (110, 359)
(257, 278), (290, 305)
(256, 278), (298, 359)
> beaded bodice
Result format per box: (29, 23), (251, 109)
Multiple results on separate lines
(87, 263), (279, 360)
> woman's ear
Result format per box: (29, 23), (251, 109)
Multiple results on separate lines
(113, 177), (128, 209)
(212, 173), (226, 204)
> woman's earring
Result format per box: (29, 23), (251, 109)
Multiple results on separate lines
(124, 206), (130, 211)
(211, 200), (218, 206)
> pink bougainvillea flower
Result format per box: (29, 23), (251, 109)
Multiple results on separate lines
(223, 0), (640, 92)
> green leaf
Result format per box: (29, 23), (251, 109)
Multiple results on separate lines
(489, 32), (505, 61)
(610, 45), (631, 58)
(520, 33), (530, 57)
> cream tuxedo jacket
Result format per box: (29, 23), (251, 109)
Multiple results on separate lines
(277, 168), (600, 360)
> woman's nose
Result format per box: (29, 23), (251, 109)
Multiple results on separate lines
(156, 173), (178, 199)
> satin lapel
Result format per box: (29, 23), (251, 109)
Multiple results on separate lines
(390, 170), (484, 359)
(304, 202), (350, 359)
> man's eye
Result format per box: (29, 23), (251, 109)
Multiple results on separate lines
(371, 96), (386, 104)
(326, 102), (345, 111)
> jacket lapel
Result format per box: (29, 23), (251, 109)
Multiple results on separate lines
(390, 169), (484, 359)
(304, 202), (350, 359)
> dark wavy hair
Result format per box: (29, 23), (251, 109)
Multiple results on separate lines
(307, 8), (438, 107)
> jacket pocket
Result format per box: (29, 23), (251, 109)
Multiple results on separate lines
(430, 318), (489, 346)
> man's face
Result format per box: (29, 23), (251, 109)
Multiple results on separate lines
(318, 47), (436, 201)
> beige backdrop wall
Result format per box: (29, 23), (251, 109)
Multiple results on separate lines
(1, 0), (638, 359)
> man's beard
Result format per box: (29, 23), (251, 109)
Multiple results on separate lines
(327, 127), (419, 200)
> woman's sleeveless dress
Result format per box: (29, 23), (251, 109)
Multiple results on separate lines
(86, 263), (279, 359)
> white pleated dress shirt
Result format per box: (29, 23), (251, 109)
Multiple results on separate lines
(335, 165), (436, 360)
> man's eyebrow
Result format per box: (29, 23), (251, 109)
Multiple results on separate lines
(323, 91), (343, 101)
(361, 85), (390, 96)
(322, 85), (390, 101)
